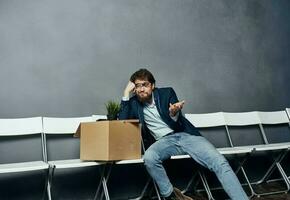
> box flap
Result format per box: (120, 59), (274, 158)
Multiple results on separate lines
(119, 119), (139, 123)
(74, 123), (81, 137)
(74, 120), (139, 138)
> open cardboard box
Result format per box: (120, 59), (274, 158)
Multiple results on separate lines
(74, 120), (141, 161)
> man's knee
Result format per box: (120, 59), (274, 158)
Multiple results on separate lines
(211, 155), (231, 173)
(143, 150), (161, 168)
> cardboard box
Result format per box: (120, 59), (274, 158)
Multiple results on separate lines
(75, 120), (141, 161)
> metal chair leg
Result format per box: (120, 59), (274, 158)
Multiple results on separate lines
(248, 151), (290, 197)
(97, 163), (112, 200)
(46, 166), (55, 200)
(153, 181), (162, 200)
(130, 177), (151, 200)
(94, 164), (110, 200)
(199, 171), (215, 200)
(182, 172), (198, 194)
(42, 169), (51, 200)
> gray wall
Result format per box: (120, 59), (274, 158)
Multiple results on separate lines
(0, 0), (290, 118)
(0, 1), (290, 199)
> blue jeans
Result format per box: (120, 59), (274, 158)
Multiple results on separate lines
(143, 132), (248, 200)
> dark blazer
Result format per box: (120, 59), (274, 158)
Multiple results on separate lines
(119, 87), (201, 148)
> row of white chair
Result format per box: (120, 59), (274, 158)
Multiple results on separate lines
(1, 109), (290, 199)
(95, 109), (290, 199)
(0, 115), (108, 200)
(184, 109), (290, 199)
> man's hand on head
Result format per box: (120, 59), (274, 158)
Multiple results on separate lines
(124, 81), (136, 98)
(169, 100), (185, 117)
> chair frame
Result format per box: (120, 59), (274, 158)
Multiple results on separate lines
(100, 142), (162, 200)
(2, 110), (290, 199)
(91, 115), (162, 200)
(224, 111), (290, 198)
(42, 116), (109, 200)
(0, 117), (49, 200)
(185, 112), (254, 200)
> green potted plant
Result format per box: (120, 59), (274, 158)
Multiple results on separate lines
(105, 100), (121, 120)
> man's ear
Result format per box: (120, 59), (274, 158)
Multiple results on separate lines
(152, 83), (155, 90)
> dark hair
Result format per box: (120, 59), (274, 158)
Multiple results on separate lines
(130, 68), (156, 84)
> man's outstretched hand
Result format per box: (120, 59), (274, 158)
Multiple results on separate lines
(169, 100), (185, 117)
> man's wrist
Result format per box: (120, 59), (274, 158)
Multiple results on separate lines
(122, 96), (130, 101)
(169, 111), (176, 117)
(170, 112), (179, 121)
(123, 91), (130, 98)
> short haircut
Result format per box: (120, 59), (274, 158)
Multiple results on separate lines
(130, 68), (156, 84)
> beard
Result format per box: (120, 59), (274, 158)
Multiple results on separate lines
(136, 92), (152, 103)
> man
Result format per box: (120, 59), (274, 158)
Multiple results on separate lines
(119, 69), (248, 200)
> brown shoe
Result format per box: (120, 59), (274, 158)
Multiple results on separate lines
(173, 187), (193, 200)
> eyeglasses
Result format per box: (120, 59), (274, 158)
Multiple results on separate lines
(135, 82), (151, 89)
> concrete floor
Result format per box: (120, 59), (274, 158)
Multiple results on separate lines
(183, 181), (290, 200)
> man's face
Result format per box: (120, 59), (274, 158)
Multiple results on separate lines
(134, 79), (155, 103)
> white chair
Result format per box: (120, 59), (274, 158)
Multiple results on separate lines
(98, 118), (161, 200)
(0, 117), (49, 199)
(257, 111), (290, 188)
(82, 116), (160, 200)
(42, 116), (108, 200)
(258, 110), (290, 147)
(224, 111), (290, 197)
(185, 112), (253, 200)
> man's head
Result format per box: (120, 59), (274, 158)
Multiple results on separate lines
(130, 69), (155, 103)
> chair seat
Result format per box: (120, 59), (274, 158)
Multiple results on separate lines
(217, 146), (253, 155)
(250, 142), (290, 152)
(170, 147), (253, 160)
(0, 161), (49, 173)
(170, 155), (191, 159)
(48, 159), (104, 169)
(115, 158), (144, 165)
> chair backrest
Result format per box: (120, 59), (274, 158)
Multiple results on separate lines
(0, 117), (43, 136)
(223, 111), (261, 126)
(185, 112), (225, 128)
(223, 112), (264, 147)
(257, 111), (290, 144)
(43, 116), (96, 134)
(43, 116), (97, 161)
(0, 117), (44, 164)
(185, 112), (231, 148)
(258, 111), (289, 125)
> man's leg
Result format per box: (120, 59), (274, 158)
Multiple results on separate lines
(143, 134), (184, 197)
(179, 133), (248, 200)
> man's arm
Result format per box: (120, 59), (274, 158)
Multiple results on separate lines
(118, 81), (136, 120)
(168, 88), (185, 120)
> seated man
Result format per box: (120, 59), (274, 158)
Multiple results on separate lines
(119, 69), (248, 200)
